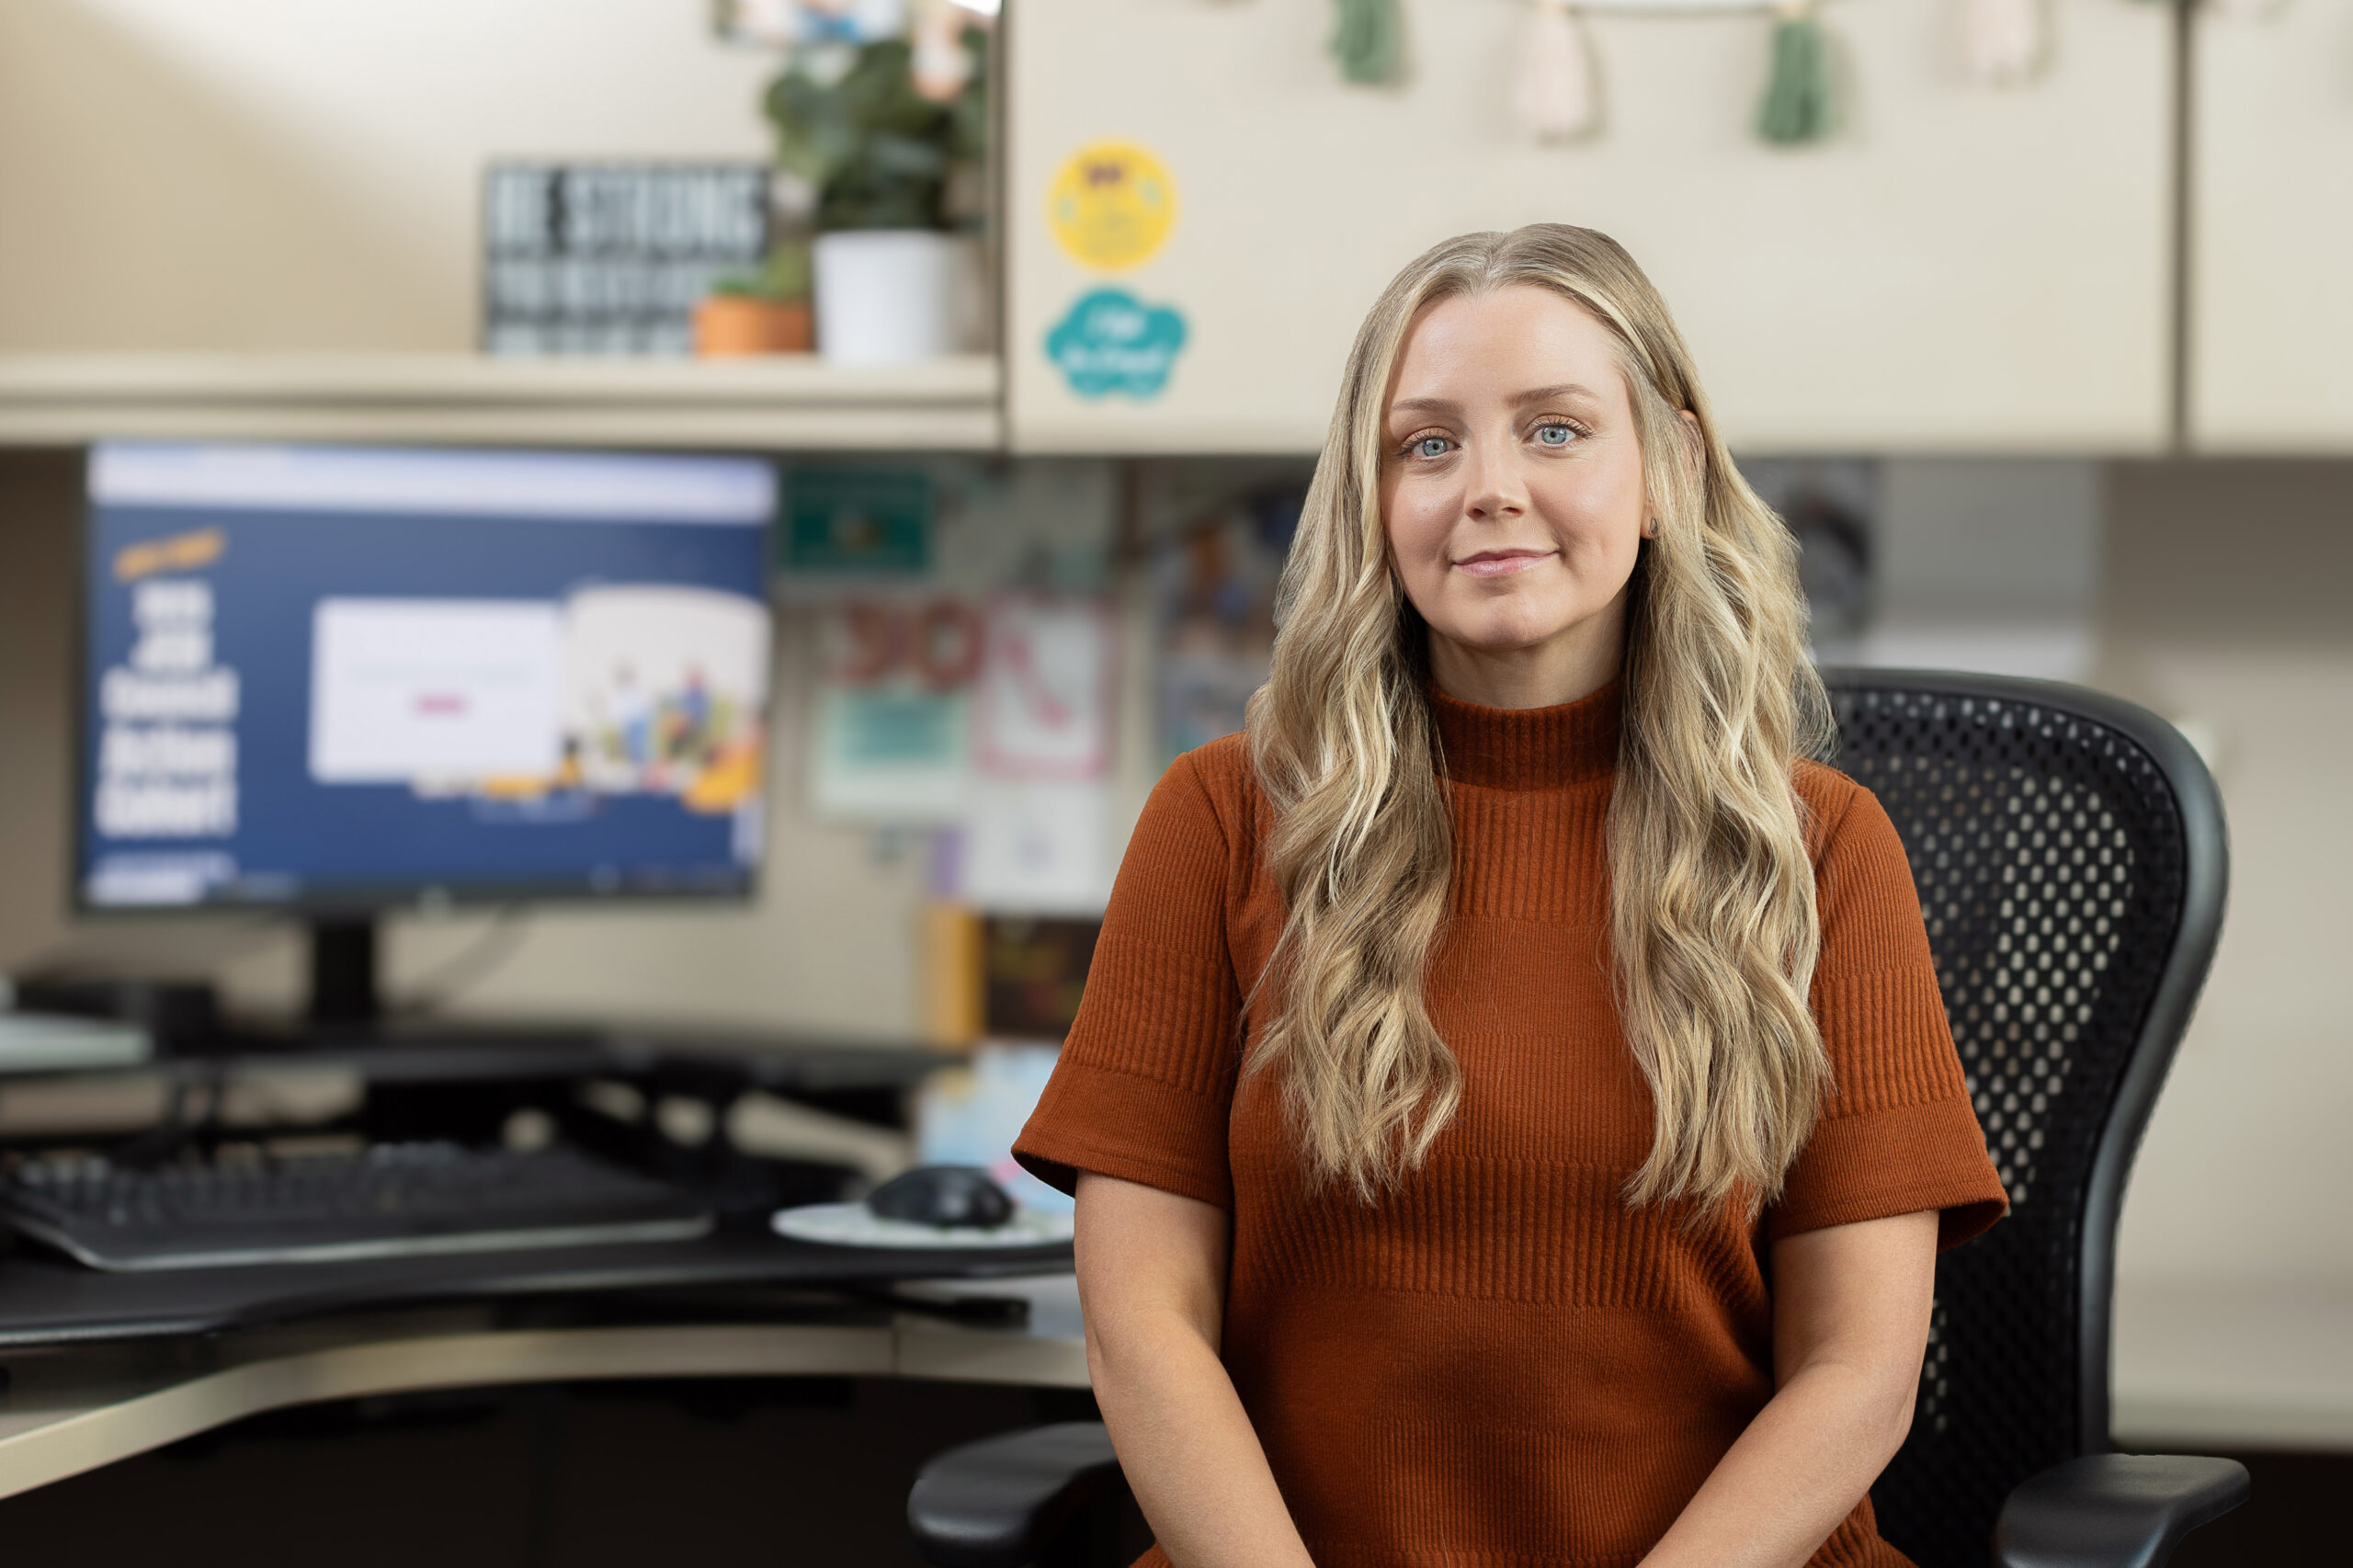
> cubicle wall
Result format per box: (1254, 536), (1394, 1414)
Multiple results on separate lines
(1006, 0), (2177, 455)
(15, 0), (2353, 460)
(2188, 3), (2353, 451)
(0, 0), (776, 352)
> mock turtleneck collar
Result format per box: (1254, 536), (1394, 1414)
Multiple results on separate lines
(1429, 677), (1623, 790)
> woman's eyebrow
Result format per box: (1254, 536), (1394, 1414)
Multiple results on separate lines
(1512, 382), (1602, 406)
(1386, 384), (1602, 421)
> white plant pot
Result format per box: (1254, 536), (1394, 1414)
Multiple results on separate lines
(813, 229), (981, 366)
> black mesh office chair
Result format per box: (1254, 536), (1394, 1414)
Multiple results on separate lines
(906, 671), (2248, 1568)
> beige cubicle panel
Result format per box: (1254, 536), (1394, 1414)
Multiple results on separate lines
(2188, 5), (2353, 452)
(0, 0), (776, 352)
(1006, 0), (2175, 455)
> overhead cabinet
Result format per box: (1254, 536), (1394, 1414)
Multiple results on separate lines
(2188, 5), (2353, 451)
(1006, 0), (2177, 455)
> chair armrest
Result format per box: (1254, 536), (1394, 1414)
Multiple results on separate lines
(1993, 1453), (2250, 1568)
(908, 1420), (1125, 1568)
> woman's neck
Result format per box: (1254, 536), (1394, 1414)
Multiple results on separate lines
(1426, 599), (1626, 710)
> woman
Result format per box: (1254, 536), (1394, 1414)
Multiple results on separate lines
(1013, 225), (2006, 1568)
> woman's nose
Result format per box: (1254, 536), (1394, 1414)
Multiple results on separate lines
(1463, 440), (1529, 522)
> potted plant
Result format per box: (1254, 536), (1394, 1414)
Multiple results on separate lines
(765, 25), (989, 365)
(692, 241), (814, 356)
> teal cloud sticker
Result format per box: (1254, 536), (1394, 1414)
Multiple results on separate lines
(1046, 289), (1187, 400)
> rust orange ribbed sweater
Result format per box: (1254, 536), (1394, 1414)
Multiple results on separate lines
(1015, 681), (2006, 1568)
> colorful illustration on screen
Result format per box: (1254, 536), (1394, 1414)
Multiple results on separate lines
(305, 585), (770, 817)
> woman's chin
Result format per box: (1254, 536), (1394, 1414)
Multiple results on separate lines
(1438, 613), (1576, 656)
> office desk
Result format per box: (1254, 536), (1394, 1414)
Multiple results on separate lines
(0, 1032), (1086, 1506)
(0, 1274), (1087, 1503)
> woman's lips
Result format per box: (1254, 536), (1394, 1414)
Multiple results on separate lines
(1451, 550), (1554, 579)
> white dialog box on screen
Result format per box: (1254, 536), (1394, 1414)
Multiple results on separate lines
(310, 599), (563, 784)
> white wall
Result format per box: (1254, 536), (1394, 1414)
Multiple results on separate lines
(0, 0), (777, 351)
(2099, 461), (2353, 1292)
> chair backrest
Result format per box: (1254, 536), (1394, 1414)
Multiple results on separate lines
(1820, 671), (2228, 1568)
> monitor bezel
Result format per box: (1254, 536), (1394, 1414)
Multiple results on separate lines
(68, 440), (778, 923)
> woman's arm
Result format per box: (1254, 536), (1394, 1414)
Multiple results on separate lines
(1640, 1209), (1939, 1568)
(1074, 1171), (1316, 1568)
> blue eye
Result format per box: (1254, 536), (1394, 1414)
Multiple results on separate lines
(1411, 436), (1453, 460)
(1534, 423), (1574, 448)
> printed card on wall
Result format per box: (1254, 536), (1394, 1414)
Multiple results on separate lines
(962, 776), (1110, 915)
(808, 595), (984, 821)
(973, 597), (1114, 780)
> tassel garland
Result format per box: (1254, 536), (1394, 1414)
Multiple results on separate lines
(1513, 0), (1600, 142)
(1957, 0), (2044, 85)
(1331, 0), (1401, 85)
(1756, 0), (1834, 145)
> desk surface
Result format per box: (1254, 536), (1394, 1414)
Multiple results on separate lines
(0, 1275), (1089, 1504)
(3, 1267), (2341, 1509)
(19, 1029), (955, 1093)
(0, 1231), (1075, 1348)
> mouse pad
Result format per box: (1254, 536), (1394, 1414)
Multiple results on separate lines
(771, 1203), (1075, 1249)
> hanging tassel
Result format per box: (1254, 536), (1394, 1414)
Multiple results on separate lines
(1331, 0), (1400, 85)
(1957, 0), (2044, 85)
(1513, 0), (1600, 142)
(1756, 0), (1834, 145)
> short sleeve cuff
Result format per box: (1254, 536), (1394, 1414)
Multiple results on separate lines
(1013, 1059), (1234, 1210)
(1768, 1097), (2009, 1252)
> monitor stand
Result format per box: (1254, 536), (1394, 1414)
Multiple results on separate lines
(307, 917), (381, 1028)
(294, 918), (597, 1057)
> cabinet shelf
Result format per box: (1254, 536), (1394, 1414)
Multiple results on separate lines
(0, 353), (1002, 452)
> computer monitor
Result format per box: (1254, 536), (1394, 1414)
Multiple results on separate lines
(77, 441), (776, 1025)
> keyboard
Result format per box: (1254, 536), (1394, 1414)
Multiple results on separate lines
(1, 1142), (713, 1272)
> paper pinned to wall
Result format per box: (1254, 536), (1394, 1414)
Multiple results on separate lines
(807, 594), (983, 821)
(809, 685), (970, 819)
(961, 776), (1109, 915)
(975, 596), (1114, 779)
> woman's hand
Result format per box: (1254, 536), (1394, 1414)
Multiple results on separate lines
(1075, 1171), (1318, 1568)
(1639, 1209), (1939, 1568)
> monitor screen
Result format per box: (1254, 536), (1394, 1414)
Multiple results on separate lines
(78, 442), (775, 912)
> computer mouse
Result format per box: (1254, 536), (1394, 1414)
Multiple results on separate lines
(866, 1165), (1017, 1229)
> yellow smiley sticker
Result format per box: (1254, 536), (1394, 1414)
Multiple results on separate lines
(1047, 142), (1176, 271)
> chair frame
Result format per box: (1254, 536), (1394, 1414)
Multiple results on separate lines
(1824, 669), (2230, 1462)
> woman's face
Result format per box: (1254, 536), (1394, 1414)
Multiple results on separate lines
(1380, 284), (1652, 708)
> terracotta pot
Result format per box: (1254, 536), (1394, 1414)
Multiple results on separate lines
(692, 295), (813, 357)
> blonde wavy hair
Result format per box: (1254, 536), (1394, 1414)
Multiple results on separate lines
(1244, 223), (1834, 1213)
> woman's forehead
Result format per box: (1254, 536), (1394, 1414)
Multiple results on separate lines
(1388, 288), (1625, 411)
